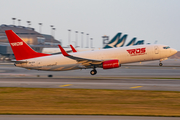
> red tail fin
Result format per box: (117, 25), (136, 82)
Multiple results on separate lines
(5, 30), (50, 60)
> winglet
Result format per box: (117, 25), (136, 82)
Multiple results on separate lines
(70, 45), (77, 52)
(58, 45), (70, 56)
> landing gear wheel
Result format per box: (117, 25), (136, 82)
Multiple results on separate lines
(90, 70), (97, 75)
(159, 63), (163, 66)
(48, 75), (53, 77)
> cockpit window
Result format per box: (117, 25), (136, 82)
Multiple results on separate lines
(163, 46), (170, 49)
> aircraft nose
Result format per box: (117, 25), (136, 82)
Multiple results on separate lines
(170, 48), (177, 55)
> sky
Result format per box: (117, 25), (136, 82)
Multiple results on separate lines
(0, 0), (180, 50)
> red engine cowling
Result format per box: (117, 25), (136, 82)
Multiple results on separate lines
(102, 59), (120, 69)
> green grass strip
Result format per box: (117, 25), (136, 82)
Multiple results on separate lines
(0, 87), (180, 117)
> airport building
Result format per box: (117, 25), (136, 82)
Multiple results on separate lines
(0, 24), (61, 60)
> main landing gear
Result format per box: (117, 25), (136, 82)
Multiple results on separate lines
(90, 69), (97, 75)
(90, 66), (97, 75)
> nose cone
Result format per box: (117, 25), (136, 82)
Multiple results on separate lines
(171, 48), (177, 55)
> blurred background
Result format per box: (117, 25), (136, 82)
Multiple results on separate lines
(0, 0), (180, 61)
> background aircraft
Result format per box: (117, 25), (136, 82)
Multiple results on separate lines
(126, 38), (136, 46)
(42, 33), (128, 54)
(103, 33), (127, 48)
(134, 40), (144, 45)
(43, 33), (139, 54)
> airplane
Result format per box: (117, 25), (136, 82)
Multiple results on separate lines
(134, 40), (144, 45)
(126, 37), (136, 46)
(103, 33), (127, 48)
(5, 30), (177, 75)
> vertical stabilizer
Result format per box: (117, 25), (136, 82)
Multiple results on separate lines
(126, 37), (136, 46)
(103, 33), (121, 48)
(103, 33), (128, 48)
(115, 34), (127, 47)
(134, 40), (144, 45)
(5, 30), (50, 60)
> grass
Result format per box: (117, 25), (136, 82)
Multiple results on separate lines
(0, 87), (180, 116)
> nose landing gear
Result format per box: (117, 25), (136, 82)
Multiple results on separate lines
(159, 58), (168, 66)
(159, 62), (163, 66)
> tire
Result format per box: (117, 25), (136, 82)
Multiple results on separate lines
(159, 63), (163, 66)
(48, 75), (53, 77)
(90, 70), (97, 75)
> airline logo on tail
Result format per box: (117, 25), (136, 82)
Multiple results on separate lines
(134, 40), (144, 45)
(11, 42), (23, 46)
(127, 47), (146, 56)
(115, 34), (127, 47)
(126, 38), (136, 46)
(5, 30), (50, 60)
(107, 36), (119, 48)
(103, 33), (127, 48)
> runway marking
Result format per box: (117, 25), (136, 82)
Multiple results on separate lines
(131, 86), (143, 89)
(60, 84), (72, 87)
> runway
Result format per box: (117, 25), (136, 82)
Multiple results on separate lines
(0, 61), (180, 119)
(0, 61), (180, 91)
(0, 77), (180, 91)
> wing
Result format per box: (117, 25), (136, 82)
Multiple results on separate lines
(58, 45), (102, 66)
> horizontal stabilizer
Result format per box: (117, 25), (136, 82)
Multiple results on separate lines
(11, 59), (27, 63)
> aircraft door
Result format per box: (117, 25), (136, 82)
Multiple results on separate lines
(154, 46), (159, 54)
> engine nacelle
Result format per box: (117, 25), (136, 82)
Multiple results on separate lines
(102, 59), (120, 69)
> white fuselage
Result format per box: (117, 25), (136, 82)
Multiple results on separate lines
(16, 44), (177, 71)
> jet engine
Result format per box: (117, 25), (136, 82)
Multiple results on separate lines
(102, 59), (120, 69)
